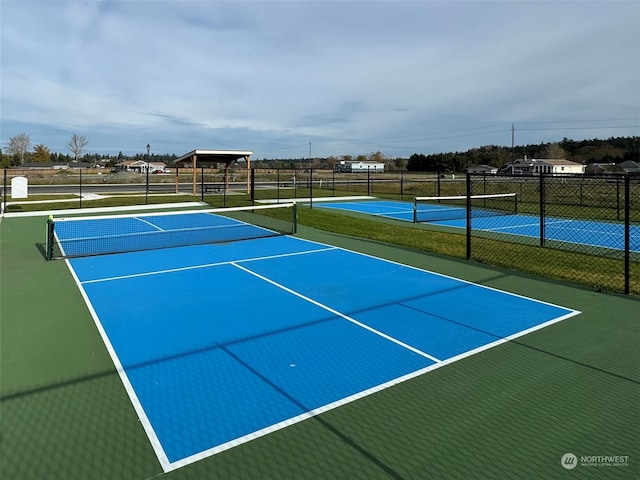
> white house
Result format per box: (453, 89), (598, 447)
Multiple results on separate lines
(501, 157), (585, 175)
(334, 161), (385, 173)
(116, 160), (168, 173)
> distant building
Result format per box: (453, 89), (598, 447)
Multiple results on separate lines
(500, 156), (585, 175)
(334, 161), (385, 173)
(467, 164), (498, 174)
(618, 160), (640, 174)
(585, 160), (640, 175)
(584, 163), (621, 175)
(115, 160), (168, 173)
(20, 161), (94, 169)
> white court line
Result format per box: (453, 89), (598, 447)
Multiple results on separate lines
(2, 201), (205, 218)
(471, 217), (570, 231)
(285, 235), (583, 315)
(79, 246), (338, 284)
(63, 257), (172, 472)
(59, 222), (251, 245)
(485, 221), (540, 232)
(231, 262), (442, 364)
(375, 209), (413, 216)
(164, 307), (579, 472)
(166, 253), (581, 474)
(258, 196), (375, 204)
(483, 219), (632, 250)
(134, 216), (165, 231)
(483, 219), (579, 233)
(67, 233), (582, 473)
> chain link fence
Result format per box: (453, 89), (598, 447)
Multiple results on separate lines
(1, 166), (468, 211)
(3, 167), (638, 295)
(198, 168), (465, 205)
(466, 173), (639, 295)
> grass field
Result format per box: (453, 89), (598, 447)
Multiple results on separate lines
(7, 188), (636, 295)
(1, 205), (638, 479)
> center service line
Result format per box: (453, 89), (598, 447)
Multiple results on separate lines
(231, 262), (442, 364)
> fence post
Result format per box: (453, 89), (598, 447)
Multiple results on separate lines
(616, 175), (621, 221)
(466, 172), (472, 260)
(539, 174), (545, 246)
(250, 167), (255, 206)
(624, 174), (630, 295)
(520, 178), (523, 201)
(2, 169), (6, 214)
(79, 168), (82, 209)
(223, 166), (228, 207)
(145, 165), (149, 205)
(309, 168), (313, 209)
(332, 168), (335, 196)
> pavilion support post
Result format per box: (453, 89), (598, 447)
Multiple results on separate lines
(175, 164), (179, 193)
(192, 155), (197, 196)
(246, 155), (251, 193)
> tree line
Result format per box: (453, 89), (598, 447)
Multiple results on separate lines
(405, 137), (639, 172)
(249, 137), (640, 172)
(0, 132), (178, 168)
(2, 131), (638, 172)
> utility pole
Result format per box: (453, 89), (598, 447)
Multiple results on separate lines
(511, 124), (515, 163)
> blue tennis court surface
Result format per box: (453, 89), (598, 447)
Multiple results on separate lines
(317, 200), (640, 252)
(66, 229), (579, 472)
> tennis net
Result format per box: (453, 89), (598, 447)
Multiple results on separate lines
(46, 203), (297, 260)
(413, 193), (518, 223)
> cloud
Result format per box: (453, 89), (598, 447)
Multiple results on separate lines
(1, 1), (638, 158)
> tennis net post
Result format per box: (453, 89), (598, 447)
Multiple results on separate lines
(45, 215), (54, 261)
(292, 202), (298, 234)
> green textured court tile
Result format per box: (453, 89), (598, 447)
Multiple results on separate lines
(1, 215), (638, 480)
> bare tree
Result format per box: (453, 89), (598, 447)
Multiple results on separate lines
(367, 151), (386, 163)
(6, 133), (31, 164)
(67, 134), (89, 162)
(543, 142), (567, 159)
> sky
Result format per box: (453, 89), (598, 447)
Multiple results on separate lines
(1, 0), (639, 160)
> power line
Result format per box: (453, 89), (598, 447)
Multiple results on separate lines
(518, 125), (639, 132)
(514, 117), (640, 125)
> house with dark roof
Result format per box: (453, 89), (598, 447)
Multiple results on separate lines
(21, 161), (94, 169)
(584, 161), (639, 175)
(467, 164), (498, 174)
(618, 160), (640, 174)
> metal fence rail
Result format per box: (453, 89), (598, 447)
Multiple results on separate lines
(1, 167), (467, 212)
(3, 166), (638, 295)
(466, 173), (639, 295)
